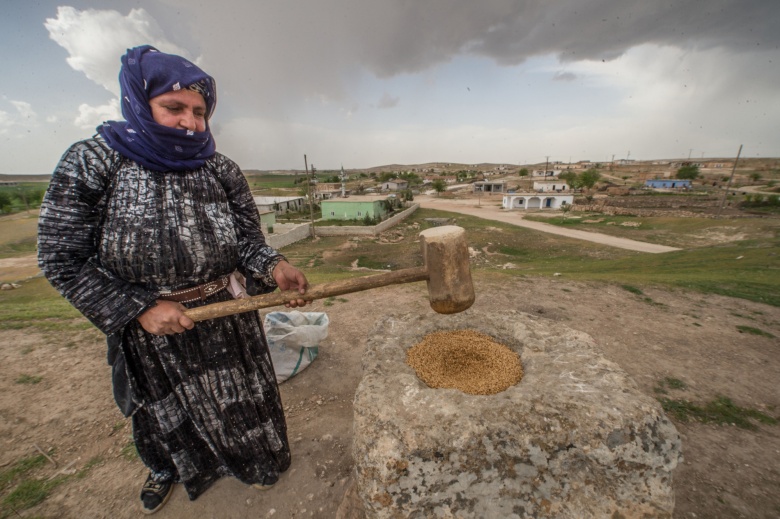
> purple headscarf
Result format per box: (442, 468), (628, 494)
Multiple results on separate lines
(98, 45), (217, 172)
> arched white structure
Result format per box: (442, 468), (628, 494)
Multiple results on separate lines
(502, 193), (573, 210)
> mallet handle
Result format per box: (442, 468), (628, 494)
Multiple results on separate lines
(184, 266), (429, 322)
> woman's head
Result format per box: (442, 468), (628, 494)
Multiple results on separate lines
(119, 45), (217, 126)
(131, 46), (217, 123)
(98, 45), (217, 172)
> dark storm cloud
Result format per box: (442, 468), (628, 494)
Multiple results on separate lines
(165, 0), (776, 105)
(191, 0), (778, 73)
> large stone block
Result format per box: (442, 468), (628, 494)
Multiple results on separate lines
(353, 311), (682, 518)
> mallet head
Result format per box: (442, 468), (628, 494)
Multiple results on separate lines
(419, 225), (475, 314)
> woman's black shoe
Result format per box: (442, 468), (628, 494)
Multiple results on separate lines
(140, 473), (173, 515)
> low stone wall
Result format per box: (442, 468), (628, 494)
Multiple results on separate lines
(354, 311), (682, 518)
(315, 204), (419, 237)
(572, 194), (729, 218)
(266, 223), (311, 249)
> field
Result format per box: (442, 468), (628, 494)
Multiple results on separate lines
(1, 203), (779, 518)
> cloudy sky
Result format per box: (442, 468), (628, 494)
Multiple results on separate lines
(2, 0), (778, 175)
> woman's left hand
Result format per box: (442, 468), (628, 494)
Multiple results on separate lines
(272, 260), (310, 308)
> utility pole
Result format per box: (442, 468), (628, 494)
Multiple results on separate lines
(688, 149), (693, 160)
(304, 154), (316, 238)
(545, 156), (549, 177)
(716, 144), (743, 219)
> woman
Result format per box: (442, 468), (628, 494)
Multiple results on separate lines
(38, 45), (308, 514)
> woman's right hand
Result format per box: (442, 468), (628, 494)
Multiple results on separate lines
(137, 300), (195, 335)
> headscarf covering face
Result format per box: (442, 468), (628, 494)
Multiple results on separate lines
(98, 45), (217, 172)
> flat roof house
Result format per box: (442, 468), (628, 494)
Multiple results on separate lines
(645, 179), (692, 189)
(321, 199), (389, 221)
(253, 196), (306, 214)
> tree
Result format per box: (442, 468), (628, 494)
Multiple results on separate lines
(579, 169), (602, 191)
(676, 165), (700, 180)
(560, 201), (572, 222)
(518, 168), (529, 178)
(431, 179), (446, 196)
(0, 191), (11, 213)
(558, 171), (579, 191)
(749, 172), (762, 184)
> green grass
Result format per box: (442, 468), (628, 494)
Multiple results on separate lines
(1, 477), (67, 515)
(0, 213), (39, 258)
(322, 296), (349, 307)
(659, 396), (778, 430)
(15, 374), (42, 385)
(524, 239), (780, 306)
(120, 440), (139, 461)
(736, 325), (775, 338)
(0, 456), (47, 492)
(653, 377), (688, 394)
(524, 214), (780, 249)
(621, 284), (644, 295)
(0, 453), (77, 519)
(0, 277), (90, 331)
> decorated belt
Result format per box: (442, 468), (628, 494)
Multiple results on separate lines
(158, 275), (231, 303)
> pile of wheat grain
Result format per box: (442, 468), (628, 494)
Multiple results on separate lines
(406, 329), (523, 395)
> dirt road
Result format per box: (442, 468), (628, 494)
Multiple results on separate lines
(417, 195), (681, 253)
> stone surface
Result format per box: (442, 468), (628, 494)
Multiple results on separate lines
(353, 310), (682, 519)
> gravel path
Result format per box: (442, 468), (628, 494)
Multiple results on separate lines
(417, 196), (681, 253)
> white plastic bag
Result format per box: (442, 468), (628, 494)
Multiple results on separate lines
(263, 311), (329, 383)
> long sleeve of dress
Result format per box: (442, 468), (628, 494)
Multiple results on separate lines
(38, 140), (158, 336)
(212, 155), (285, 289)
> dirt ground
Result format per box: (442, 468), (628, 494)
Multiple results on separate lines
(2, 208), (779, 518)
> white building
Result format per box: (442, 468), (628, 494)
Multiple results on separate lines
(531, 170), (562, 178)
(502, 193), (573, 210)
(380, 180), (409, 191)
(253, 196), (306, 214)
(533, 181), (569, 192)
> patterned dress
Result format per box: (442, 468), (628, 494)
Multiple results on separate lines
(38, 136), (290, 499)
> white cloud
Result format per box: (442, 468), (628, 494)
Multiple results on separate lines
(74, 99), (121, 129)
(0, 100), (38, 135)
(44, 6), (187, 95)
(11, 101), (36, 122)
(0, 111), (11, 135)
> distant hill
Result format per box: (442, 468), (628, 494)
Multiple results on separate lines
(0, 174), (51, 183)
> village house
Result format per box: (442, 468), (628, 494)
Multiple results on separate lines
(315, 182), (346, 200)
(473, 181), (506, 193)
(531, 170), (562, 178)
(380, 180), (409, 192)
(502, 193), (573, 210)
(533, 181), (569, 192)
(645, 179), (692, 189)
(424, 175), (457, 185)
(253, 196), (306, 215)
(320, 199), (389, 221)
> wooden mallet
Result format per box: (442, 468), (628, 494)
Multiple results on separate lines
(184, 225), (475, 322)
